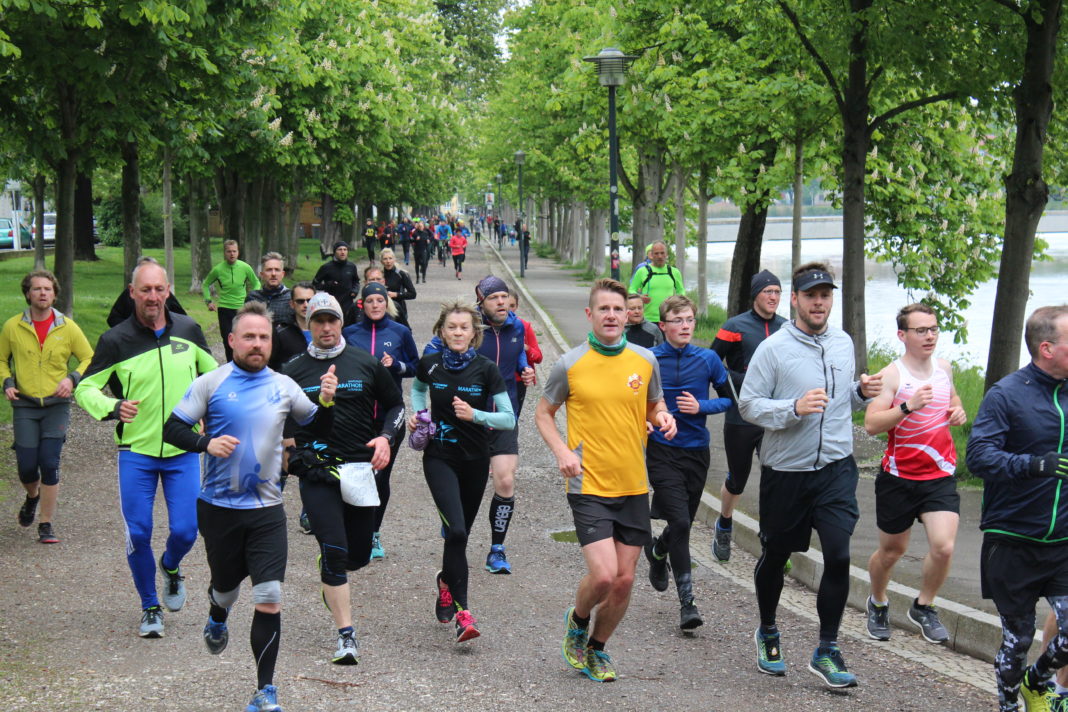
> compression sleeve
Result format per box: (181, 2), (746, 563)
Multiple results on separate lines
(411, 377), (429, 412)
(472, 391), (515, 430)
(162, 412), (211, 453)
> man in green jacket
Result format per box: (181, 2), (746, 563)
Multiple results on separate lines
(202, 239), (261, 361)
(628, 241), (684, 324)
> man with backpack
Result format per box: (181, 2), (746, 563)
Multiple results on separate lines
(628, 242), (684, 324)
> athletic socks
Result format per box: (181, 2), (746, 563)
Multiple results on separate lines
(489, 494), (515, 546)
(588, 638), (606, 652)
(718, 515), (732, 530)
(572, 611), (591, 630)
(338, 625), (354, 637)
(250, 610), (281, 690)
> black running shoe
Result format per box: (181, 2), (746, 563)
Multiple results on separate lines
(18, 495), (39, 527)
(866, 597), (890, 641)
(679, 601), (703, 630)
(644, 539), (670, 592)
(37, 522), (59, 544)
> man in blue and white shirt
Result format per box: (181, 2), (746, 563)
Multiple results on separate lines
(164, 301), (336, 712)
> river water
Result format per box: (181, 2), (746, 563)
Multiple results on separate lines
(661, 234), (1068, 369)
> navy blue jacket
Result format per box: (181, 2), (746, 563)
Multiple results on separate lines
(650, 342), (732, 449)
(712, 308), (786, 426)
(423, 310), (529, 412)
(342, 316), (418, 392)
(967, 362), (1068, 543)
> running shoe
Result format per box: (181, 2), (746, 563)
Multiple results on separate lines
(866, 597), (891, 641)
(712, 521), (731, 562)
(158, 554), (187, 612)
(370, 532), (385, 560)
(644, 539), (669, 592)
(808, 644), (857, 688)
(907, 599), (949, 643)
(485, 544), (512, 574)
(582, 648), (617, 682)
(37, 522), (59, 544)
(455, 609), (480, 642)
(332, 630), (359, 665)
(679, 600), (703, 631)
(562, 606), (588, 670)
(139, 606), (164, 638)
(754, 628), (786, 676)
(1050, 692), (1068, 712)
(1021, 667), (1057, 712)
(298, 511), (313, 535)
(435, 571), (455, 623)
(245, 684), (282, 712)
(17, 494), (39, 527)
(203, 616), (229, 655)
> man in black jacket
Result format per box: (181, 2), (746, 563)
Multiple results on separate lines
(245, 252), (294, 327)
(313, 242), (360, 322)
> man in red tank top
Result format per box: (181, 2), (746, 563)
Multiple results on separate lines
(862, 304), (967, 644)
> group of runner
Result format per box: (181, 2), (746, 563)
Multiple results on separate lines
(6, 230), (1068, 711)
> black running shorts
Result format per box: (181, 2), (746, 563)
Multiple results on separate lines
(758, 456), (860, 554)
(874, 470), (960, 535)
(567, 493), (651, 548)
(197, 500), (287, 593)
(488, 425), (519, 457)
(981, 536), (1068, 616)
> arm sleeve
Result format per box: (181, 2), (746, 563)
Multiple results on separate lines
(68, 322), (95, 383)
(201, 264), (218, 302)
(74, 334), (122, 421)
(627, 270), (644, 295)
(399, 271), (416, 301)
(163, 412), (211, 453)
(647, 358), (663, 402)
(246, 263), (262, 291)
(696, 351), (732, 414)
(0, 323), (14, 385)
(411, 377), (429, 412)
(541, 358), (570, 406)
(525, 324), (543, 365)
(472, 391), (515, 430)
(966, 386), (1034, 481)
(372, 361), (405, 446)
(395, 329), (419, 377)
(737, 344), (802, 430)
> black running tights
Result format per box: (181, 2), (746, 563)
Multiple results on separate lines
(423, 454), (489, 610)
(754, 522), (851, 642)
(996, 596), (1068, 712)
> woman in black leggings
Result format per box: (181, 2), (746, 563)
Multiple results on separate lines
(409, 300), (514, 643)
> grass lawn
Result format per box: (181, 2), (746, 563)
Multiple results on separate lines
(0, 238), (327, 425)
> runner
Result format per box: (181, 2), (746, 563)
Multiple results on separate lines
(379, 248), (416, 328)
(709, 269), (786, 561)
(411, 219), (433, 284)
(863, 304), (966, 644)
(627, 241), (683, 324)
(0, 269), (93, 544)
(202, 239), (261, 362)
(362, 218), (377, 264)
(435, 219), (451, 267)
(967, 305), (1068, 712)
(624, 292), (663, 348)
(738, 262), (880, 689)
(644, 295), (731, 630)
(75, 259), (217, 637)
(162, 301), (337, 712)
(245, 252), (294, 327)
(507, 291), (543, 418)
(342, 282), (419, 560)
(398, 217), (413, 265)
(534, 278), (675, 682)
(409, 299), (515, 643)
(270, 282), (315, 371)
(312, 241), (360, 326)
(449, 227), (468, 280)
(282, 293), (404, 665)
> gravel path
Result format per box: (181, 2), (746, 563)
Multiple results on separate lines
(0, 244), (995, 711)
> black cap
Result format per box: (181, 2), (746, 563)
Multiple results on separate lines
(332, 241), (350, 254)
(361, 282), (388, 300)
(750, 270), (781, 300)
(792, 268), (837, 292)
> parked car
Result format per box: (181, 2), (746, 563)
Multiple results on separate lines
(42, 212), (55, 244)
(0, 217), (33, 249)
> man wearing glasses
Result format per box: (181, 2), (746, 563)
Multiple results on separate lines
(270, 282), (315, 371)
(710, 270), (786, 561)
(862, 304), (966, 645)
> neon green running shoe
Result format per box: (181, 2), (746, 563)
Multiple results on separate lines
(1020, 667), (1056, 712)
(562, 607), (587, 670)
(583, 647), (617, 682)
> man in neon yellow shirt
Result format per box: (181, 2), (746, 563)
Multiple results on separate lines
(203, 239), (261, 361)
(628, 241), (683, 323)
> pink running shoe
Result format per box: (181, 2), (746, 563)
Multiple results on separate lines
(455, 609), (480, 643)
(435, 571), (455, 623)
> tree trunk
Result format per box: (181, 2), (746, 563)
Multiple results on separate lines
(121, 140), (142, 286)
(638, 144), (669, 256)
(162, 149), (175, 284)
(53, 155), (77, 314)
(243, 178), (264, 269)
(32, 174), (46, 270)
(547, 200), (556, 253)
(696, 172), (710, 317)
(791, 132), (805, 318)
(216, 168), (246, 255)
(321, 193), (338, 257)
(573, 201), (587, 266)
(74, 171), (97, 261)
(986, 0), (1063, 390)
(728, 140), (778, 316)
(587, 207), (606, 276)
(673, 163), (687, 282)
(188, 175), (211, 293)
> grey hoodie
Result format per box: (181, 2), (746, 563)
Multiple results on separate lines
(738, 322), (868, 471)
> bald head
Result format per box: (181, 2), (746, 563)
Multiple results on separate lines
(130, 262), (169, 329)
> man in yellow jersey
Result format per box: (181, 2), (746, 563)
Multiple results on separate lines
(535, 278), (676, 683)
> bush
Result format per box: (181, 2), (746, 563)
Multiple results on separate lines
(95, 193), (189, 248)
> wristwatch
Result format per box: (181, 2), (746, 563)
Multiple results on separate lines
(899, 402), (912, 415)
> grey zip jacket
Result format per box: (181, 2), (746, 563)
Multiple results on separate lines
(738, 322), (868, 471)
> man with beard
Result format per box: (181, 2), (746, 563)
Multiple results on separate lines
(163, 301), (336, 712)
(313, 241), (360, 325)
(245, 252), (294, 328)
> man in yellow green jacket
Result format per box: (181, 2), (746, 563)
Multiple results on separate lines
(0, 270), (93, 544)
(202, 239), (260, 361)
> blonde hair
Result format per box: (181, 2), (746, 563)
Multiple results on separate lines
(432, 299), (484, 350)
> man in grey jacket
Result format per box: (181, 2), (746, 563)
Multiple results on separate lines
(738, 262), (881, 690)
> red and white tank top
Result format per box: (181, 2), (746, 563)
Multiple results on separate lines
(882, 359), (957, 480)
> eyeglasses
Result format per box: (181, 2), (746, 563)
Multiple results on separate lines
(663, 317), (696, 326)
(760, 288), (782, 296)
(293, 298), (311, 305)
(906, 326), (940, 335)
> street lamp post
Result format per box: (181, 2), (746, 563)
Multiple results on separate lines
(583, 47), (636, 282)
(515, 150), (526, 277)
(495, 173), (503, 246)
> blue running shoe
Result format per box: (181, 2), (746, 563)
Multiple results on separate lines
(755, 628), (786, 676)
(370, 532), (385, 560)
(245, 685), (282, 712)
(203, 616), (228, 655)
(808, 644), (858, 688)
(485, 544), (511, 574)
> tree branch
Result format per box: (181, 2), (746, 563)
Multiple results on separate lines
(776, 0), (845, 115)
(867, 65), (884, 95)
(868, 91), (961, 135)
(617, 156), (638, 201)
(988, 0), (1025, 17)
